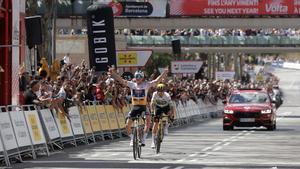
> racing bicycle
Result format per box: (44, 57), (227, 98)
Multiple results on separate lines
(132, 114), (145, 160)
(155, 113), (169, 154)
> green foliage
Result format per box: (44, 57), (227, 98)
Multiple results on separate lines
(145, 53), (173, 76)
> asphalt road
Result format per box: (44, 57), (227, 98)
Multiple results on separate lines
(13, 68), (300, 169)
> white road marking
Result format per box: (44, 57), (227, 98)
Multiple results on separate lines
(154, 153), (161, 157)
(278, 112), (292, 120)
(230, 136), (238, 139)
(213, 142), (222, 146)
(201, 147), (212, 151)
(160, 166), (171, 169)
(212, 146), (223, 151)
(188, 153), (199, 157)
(111, 153), (120, 156)
(174, 166), (184, 169)
(288, 79), (296, 89)
(196, 131), (250, 156)
(237, 132), (244, 136)
(223, 142), (231, 146)
(199, 153), (209, 157)
(176, 159), (185, 162)
(222, 138), (229, 142)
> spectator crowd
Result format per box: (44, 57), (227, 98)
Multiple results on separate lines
(120, 28), (300, 37)
(18, 56), (281, 117)
(58, 27), (300, 37)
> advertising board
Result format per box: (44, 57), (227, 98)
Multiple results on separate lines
(170, 0), (300, 16)
(171, 61), (203, 74)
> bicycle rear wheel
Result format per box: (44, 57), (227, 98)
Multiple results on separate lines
(156, 126), (162, 154)
(132, 127), (138, 160)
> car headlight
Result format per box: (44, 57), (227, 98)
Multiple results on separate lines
(224, 110), (234, 114)
(261, 109), (272, 114)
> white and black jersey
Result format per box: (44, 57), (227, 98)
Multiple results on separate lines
(151, 91), (172, 108)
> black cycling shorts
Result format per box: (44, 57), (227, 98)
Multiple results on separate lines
(128, 105), (147, 119)
(154, 105), (170, 120)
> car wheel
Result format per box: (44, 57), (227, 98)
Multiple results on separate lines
(273, 122), (277, 130)
(266, 125), (274, 131)
(223, 125), (233, 131)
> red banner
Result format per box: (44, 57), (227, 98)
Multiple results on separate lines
(170, 0), (300, 16)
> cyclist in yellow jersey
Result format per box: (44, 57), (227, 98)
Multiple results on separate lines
(109, 67), (168, 146)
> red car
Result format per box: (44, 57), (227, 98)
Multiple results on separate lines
(223, 89), (277, 131)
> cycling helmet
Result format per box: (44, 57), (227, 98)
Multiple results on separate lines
(134, 71), (145, 79)
(157, 83), (166, 92)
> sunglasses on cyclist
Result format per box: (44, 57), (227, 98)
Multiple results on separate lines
(157, 89), (164, 92)
(135, 74), (144, 79)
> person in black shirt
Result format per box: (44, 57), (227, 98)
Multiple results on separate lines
(24, 80), (42, 105)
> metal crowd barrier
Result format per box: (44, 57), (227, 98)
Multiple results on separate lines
(0, 100), (223, 167)
(79, 104), (95, 143)
(85, 102), (103, 142)
(39, 108), (63, 150)
(173, 99), (224, 126)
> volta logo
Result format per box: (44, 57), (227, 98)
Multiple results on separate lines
(265, 0), (288, 13)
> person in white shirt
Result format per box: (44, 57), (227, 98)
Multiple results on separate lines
(150, 83), (175, 148)
(63, 53), (71, 65)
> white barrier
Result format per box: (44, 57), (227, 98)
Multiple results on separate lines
(282, 62), (300, 70)
(95, 104), (113, 139)
(0, 131), (10, 166)
(174, 99), (224, 125)
(78, 106), (95, 143)
(85, 103), (104, 141)
(68, 106), (87, 144)
(39, 109), (60, 141)
(115, 108), (127, 137)
(0, 109), (21, 165)
(39, 109), (62, 150)
(8, 106), (36, 159)
(51, 109), (76, 147)
(23, 105), (49, 157)
(105, 105), (122, 138)
(0, 112), (19, 152)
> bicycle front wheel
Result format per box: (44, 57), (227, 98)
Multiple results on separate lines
(137, 129), (143, 158)
(132, 127), (138, 160)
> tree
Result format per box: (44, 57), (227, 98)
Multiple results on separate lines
(145, 53), (173, 76)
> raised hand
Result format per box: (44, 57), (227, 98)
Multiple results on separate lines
(108, 65), (116, 74)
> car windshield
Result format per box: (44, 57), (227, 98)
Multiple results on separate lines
(229, 92), (270, 104)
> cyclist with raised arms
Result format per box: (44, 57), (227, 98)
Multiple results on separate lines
(150, 83), (175, 148)
(108, 67), (168, 146)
